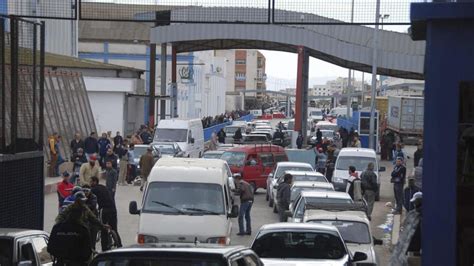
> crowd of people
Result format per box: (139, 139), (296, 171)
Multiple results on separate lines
(201, 110), (249, 128)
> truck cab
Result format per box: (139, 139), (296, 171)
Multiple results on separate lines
(0, 229), (51, 266)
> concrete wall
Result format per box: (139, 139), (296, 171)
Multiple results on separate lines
(87, 91), (125, 134)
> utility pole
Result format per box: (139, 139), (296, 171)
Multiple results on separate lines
(347, 0), (355, 118)
(369, 0), (380, 150)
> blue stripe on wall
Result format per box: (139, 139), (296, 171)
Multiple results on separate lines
(103, 42), (109, 64)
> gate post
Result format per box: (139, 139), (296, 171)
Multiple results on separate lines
(294, 46), (309, 146)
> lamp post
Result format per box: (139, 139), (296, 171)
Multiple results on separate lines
(369, 0), (381, 150)
(380, 14), (390, 30)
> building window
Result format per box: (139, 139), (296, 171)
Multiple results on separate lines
(236, 59), (246, 65)
(235, 72), (246, 81)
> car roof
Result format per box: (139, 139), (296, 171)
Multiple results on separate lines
(259, 222), (339, 233)
(304, 210), (369, 224)
(277, 162), (312, 168)
(338, 148), (376, 157)
(151, 158), (227, 183)
(285, 170), (322, 176)
(300, 190), (352, 199)
(226, 145), (286, 153)
(0, 228), (48, 238)
(99, 243), (249, 256)
(204, 150), (225, 154)
(291, 181), (333, 188)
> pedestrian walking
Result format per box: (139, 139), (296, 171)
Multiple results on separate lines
(217, 128), (226, 144)
(414, 142), (423, 167)
(209, 132), (218, 151)
(90, 176), (122, 251)
(84, 132), (99, 160)
(404, 177), (421, 212)
(414, 158), (423, 189)
(98, 133), (112, 168)
(351, 135), (362, 148)
(393, 143), (407, 165)
(139, 147), (154, 191)
(276, 174), (293, 222)
(233, 128), (243, 143)
(391, 157), (407, 214)
(105, 160), (118, 200)
(234, 174), (254, 236)
(70, 132), (85, 156)
(116, 142), (129, 186)
(316, 128), (322, 144)
(296, 131), (303, 149)
(127, 144), (137, 184)
(48, 133), (59, 177)
(346, 166), (362, 201)
(79, 154), (100, 186)
(314, 147), (327, 174)
(361, 163), (378, 220)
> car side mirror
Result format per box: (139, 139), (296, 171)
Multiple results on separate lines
(129, 201), (140, 215)
(18, 261), (33, 266)
(352, 252), (368, 262)
(379, 166), (386, 172)
(284, 210), (293, 221)
(229, 205), (239, 218)
(373, 237), (383, 245)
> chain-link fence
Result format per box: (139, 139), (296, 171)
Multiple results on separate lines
(0, 15), (45, 154)
(0, 0), (77, 20)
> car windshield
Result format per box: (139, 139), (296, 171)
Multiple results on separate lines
(295, 197), (353, 218)
(221, 152), (246, 167)
(154, 144), (176, 155)
(224, 127), (239, 134)
(336, 156), (376, 171)
(155, 128), (187, 142)
(133, 146), (148, 159)
(308, 220), (371, 244)
(291, 186), (333, 201)
(94, 256), (226, 266)
(310, 111), (322, 116)
(275, 166), (313, 179)
(143, 182), (225, 215)
(203, 153), (223, 159)
(252, 231), (346, 260)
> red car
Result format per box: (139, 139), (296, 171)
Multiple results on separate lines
(220, 145), (288, 191)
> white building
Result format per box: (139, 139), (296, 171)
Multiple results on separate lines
(381, 77), (424, 96)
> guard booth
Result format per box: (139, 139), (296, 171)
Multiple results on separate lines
(411, 2), (474, 265)
(336, 110), (379, 150)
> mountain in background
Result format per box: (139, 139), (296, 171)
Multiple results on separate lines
(266, 76), (339, 91)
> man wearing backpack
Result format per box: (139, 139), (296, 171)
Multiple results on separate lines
(361, 163), (378, 220)
(49, 192), (109, 265)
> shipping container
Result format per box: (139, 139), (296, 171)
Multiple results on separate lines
(387, 96), (424, 141)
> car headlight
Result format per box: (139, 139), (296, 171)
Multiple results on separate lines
(207, 236), (230, 245)
(333, 176), (344, 183)
(137, 234), (158, 244)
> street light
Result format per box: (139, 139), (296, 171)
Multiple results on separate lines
(379, 14), (390, 30)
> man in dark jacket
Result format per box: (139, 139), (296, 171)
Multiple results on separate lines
(82, 184), (99, 250)
(90, 176), (122, 251)
(105, 160), (118, 200)
(97, 133), (112, 168)
(84, 132), (98, 159)
(139, 147), (155, 191)
(233, 128), (243, 143)
(70, 133), (85, 155)
(104, 148), (118, 170)
(217, 128), (226, 144)
(234, 174), (254, 236)
(113, 131), (123, 153)
(391, 157), (407, 214)
(414, 142), (423, 167)
(316, 128), (323, 144)
(361, 163), (378, 219)
(277, 174), (293, 222)
(404, 177), (421, 212)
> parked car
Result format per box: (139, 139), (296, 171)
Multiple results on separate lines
(91, 244), (263, 266)
(266, 162), (314, 207)
(249, 131), (273, 140)
(0, 228), (52, 266)
(290, 181), (335, 203)
(332, 148), (385, 201)
(239, 134), (270, 144)
(154, 118), (204, 158)
(221, 145), (288, 192)
(250, 223), (367, 265)
(272, 170), (333, 213)
(202, 150), (225, 159)
(304, 202), (382, 265)
(309, 109), (324, 122)
(151, 142), (186, 158)
(287, 191), (354, 223)
(129, 158), (239, 245)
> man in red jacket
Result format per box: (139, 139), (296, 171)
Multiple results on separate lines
(57, 171), (74, 210)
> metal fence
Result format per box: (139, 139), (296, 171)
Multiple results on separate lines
(1, 0), (424, 25)
(0, 15), (45, 154)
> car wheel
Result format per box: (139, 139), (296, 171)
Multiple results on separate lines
(269, 198), (274, 207)
(273, 203), (278, 213)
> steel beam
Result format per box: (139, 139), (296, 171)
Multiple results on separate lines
(159, 44), (167, 120)
(294, 46), (309, 142)
(148, 43), (156, 127)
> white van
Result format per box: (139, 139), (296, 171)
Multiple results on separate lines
(332, 148), (385, 200)
(154, 119), (204, 158)
(129, 158), (239, 245)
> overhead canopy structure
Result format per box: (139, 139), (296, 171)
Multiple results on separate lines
(151, 7), (425, 80)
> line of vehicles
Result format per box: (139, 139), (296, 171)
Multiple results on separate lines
(1, 118), (385, 266)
